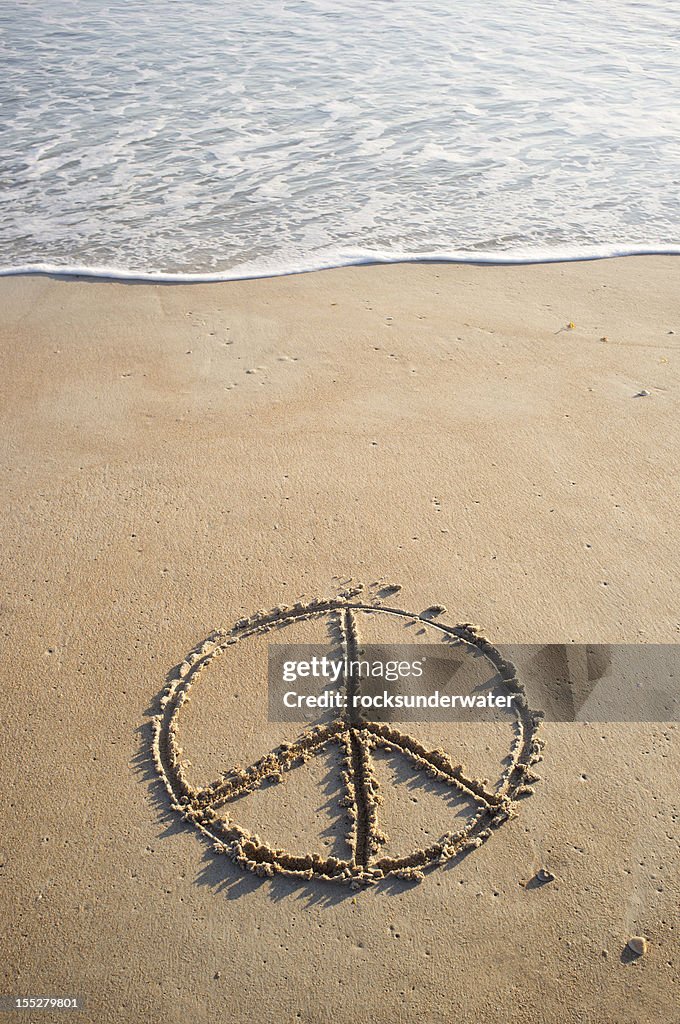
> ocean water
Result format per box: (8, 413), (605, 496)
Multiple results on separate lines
(1, 0), (679, 279)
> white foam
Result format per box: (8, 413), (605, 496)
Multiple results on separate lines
(1, 1), (679, 273)
(1, 245), (679, 284)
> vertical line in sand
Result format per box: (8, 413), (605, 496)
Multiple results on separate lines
(343, 607), (375, 869)
(342, 606), (361, 724)
(348, 730), (372, 869)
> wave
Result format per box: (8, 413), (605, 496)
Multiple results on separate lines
(1, 244), (680, 284)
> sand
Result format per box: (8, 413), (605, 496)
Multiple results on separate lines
(1, 257), (678, 1023)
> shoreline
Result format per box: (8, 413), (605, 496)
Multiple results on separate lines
(2, 246), (680, 285)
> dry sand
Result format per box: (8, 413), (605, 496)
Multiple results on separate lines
(1, 257), (678, 1023)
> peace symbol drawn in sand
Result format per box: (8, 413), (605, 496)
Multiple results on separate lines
(152, 589), (544, 886)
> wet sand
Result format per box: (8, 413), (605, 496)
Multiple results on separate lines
(1, 258), (678, 1023)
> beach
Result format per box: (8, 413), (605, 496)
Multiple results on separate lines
(1, 256), (678, 1022)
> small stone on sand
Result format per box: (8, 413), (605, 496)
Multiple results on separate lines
(422, 604), (446, 617)
(536, 867), (556, 883)
(627, 936), (647, 957)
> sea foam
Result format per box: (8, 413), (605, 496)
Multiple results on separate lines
(1, 0), (679, 276)
(1, 245), (680, 284)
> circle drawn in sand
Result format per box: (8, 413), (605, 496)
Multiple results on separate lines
(152, 591), (543, 886)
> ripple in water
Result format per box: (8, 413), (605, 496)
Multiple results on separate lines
(1, 0), (679, 277)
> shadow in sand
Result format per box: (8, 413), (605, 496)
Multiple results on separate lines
(372, 744), (479, 815)
(524, 872), (556, 891)
(194, 849), (356, 910)
(620, 944), (644, 965)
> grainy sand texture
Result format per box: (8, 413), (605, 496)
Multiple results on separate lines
(1, 258), (678, 1023)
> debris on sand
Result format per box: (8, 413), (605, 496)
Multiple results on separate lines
(536, 867), (556, 883)
(421, 604), (447, 617)
(627, 936), (648, 957)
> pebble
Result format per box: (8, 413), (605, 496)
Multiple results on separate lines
(634, 389), (650, 397)
(422, 604), (447, 616)
(536, 867), (556, 883)
(627, 936), (647, 957)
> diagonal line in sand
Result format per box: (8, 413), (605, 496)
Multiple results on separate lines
(192, 724), (342, 810)
(364, 726), (499, 808)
